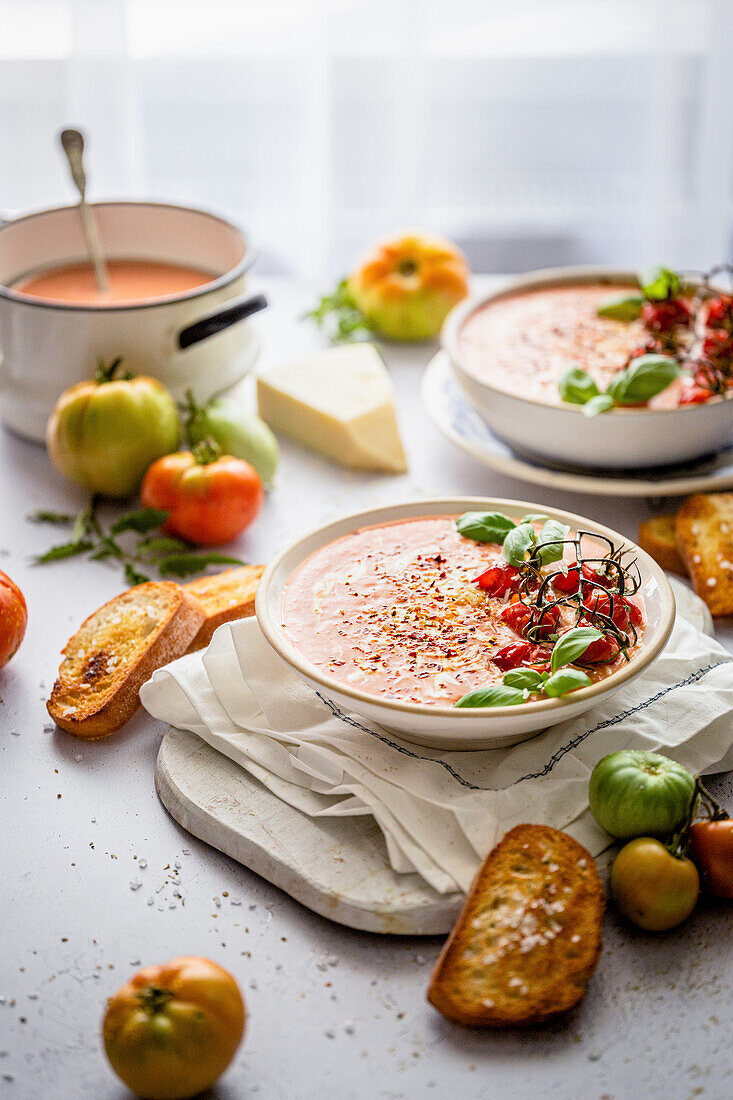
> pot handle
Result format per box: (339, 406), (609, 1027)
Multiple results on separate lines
(177, 292), (268, 350)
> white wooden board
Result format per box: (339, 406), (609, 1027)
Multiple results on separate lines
(155, 726), (463, 935)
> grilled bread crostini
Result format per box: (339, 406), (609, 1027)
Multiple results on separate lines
(676, 493), (733, 616)
(184, 564), (264, 651)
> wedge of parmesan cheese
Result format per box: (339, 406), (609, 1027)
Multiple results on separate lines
(256, 344), (408, 473)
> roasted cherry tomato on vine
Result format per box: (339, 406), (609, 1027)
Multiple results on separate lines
(500, 600), (559, 640)
(473, 563), (522, 597)
(701, 329), (733, 363)
(583, 590), (643, 631)
(492, 642), (533, 670)
(103, 956), (245, 1099)
(678, 377), (712, 405)
(0, 570), (27, 669)
(688, 818), (733, 898)
(641, 297), (691, 333)
(576, 622), (620, 664)
(610, 838), (700, 931)
(141, 442), (264, 546)
(704, 295), (733, 330)
(552, 562), (610, 597)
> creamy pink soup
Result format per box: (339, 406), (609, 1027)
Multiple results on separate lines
(282, 516), (643, 707)
(13, 258), (213, 306)
(458, 283), (647, 405)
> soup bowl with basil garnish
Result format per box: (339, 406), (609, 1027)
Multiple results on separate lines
(442, 265), (733, 470)
(256, 498), (675, 750)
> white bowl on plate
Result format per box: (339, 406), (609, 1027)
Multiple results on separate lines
(256, 497), (676, 751)
(441, 266), (733, 471)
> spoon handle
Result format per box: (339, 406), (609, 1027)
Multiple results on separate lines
(59, 128), (109, 295)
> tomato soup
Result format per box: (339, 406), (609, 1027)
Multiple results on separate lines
(13, 258), (213, 306)
(282, 516), (643, 707)
(458, 283), (647, 405)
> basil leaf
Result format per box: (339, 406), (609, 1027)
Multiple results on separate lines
(111, 508), (170, 535)
(558, 367), (600, 406)
(606, 355), (682, 405)
(597, 293), (644, 321)
(157, 552), (244, 578)
(543, 667), (593, 698)
(456, 511), (516, 545)
(503, 668), (544, 691)
(551, 626), (603, 673)
(582, 393), (615, 417)
(520, 513), (549, 524)
(33, 540), (94, 563)
(502, 523), (536, 567)
(455, 684), (527, 709)
(537, 519), (571, 566)
(125, 563), (150, 587)
(639, 265), (680, 301)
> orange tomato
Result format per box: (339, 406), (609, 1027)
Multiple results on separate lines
(610, 837), (700, 931)
(103, 956), (246, 1099)
(0, 570), (27, 669)
(141, 446), (263, 546)
(348, 232), (469, 341)
(689, 818), (733, 898)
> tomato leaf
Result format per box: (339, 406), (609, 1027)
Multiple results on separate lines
(137, 535), (190, 557)
(596, 293), (644, 321)
(502, 523), (536, 567)
(124, 563), (150, 587)
(550, 626), (604, 673)
(456, 511), (516, 545)
(26, 510), (74, 526)
(503, 668), (544, 691)
(34, 540), (94, 563)
(536, 519), (571, 566)
(606, 354), (682, 406)
(558, 367), (600, 405)
(111, 508), (170, 535)
(543, 667), (593, 697)
(157, 552), (244, 578)
(455, 684), (527, 708)
(639, 265), (680, 301)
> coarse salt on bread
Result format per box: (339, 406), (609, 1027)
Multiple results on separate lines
(675, 493), (733, 616)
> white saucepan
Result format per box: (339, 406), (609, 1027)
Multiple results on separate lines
(0, 201), (265, 442)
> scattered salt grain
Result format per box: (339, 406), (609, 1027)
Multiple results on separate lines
(344, 1021), (355, 1034)
(214, 897), (221, 908)
(414, 954), (426, 966)
(324, 1029), (335, 1039)
(249, 979), (258, 991)
(129, 880), (142, 891)
(138, 859), (147, 870)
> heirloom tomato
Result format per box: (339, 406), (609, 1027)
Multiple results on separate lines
(0, 570), (27, 668)
(103, 956), (245, 1099)
(141, 442), (264, 545)
(46, 359), (180, 498)
(688, 818), (733, 898)
(610, 838), (699, 931)
(589, 750), (696, 840)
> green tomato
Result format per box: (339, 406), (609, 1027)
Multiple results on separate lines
(46, 368), (181, 498)
(589, 750), (695, 840)
(188, 396), (279, 488)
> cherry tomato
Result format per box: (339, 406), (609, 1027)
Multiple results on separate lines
(576, 621), (620, 664)
(0, 570), (27, 669)
(688, 819), (733, 898)
(701, 329), (733, 363)
(473, 563), (521, 597)
(552, 562), (610, 597)
(500, 600), (559, 639)
(103, 956), (245, 1099)
(611, 838), (700, 931)
(704, 295), (733, 330)
(583, 590), (643, 631)
(678, 377), (712, 405)
(492, 642), (533, 670)
(141, 448), (264, 546)
(642, 297), (691, 333)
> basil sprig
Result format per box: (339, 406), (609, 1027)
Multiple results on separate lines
(559, 353), (681, 417)
(455, 625), (601, 709)
(502, 522), (536, 566)
(596, 293), (644, 322)
(456, 511), (569, 568)
(639, 265), (680, 301)
(455, 511), (517, 544)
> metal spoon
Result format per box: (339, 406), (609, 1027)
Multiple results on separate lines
(59, 128), (109, 295)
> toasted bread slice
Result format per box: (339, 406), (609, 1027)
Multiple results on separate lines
(184, 565), (265, 651)
(427, 825), (604, 1027)
(638, 514), (686, 575)
(675, 493), (733, 616)
(47, 582), (205, 739)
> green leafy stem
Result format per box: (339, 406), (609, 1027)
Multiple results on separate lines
(27, 499), (243, 586)
(559, 354), (683, 417)
(302, 279), (372, 345)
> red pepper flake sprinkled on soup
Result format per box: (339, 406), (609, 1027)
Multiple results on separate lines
(281, 515), (645, 707)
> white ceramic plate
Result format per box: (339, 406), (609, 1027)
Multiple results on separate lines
(422, 351), (733, 498)
(441, 266), (733, 470)
(256, 498), (675, 751)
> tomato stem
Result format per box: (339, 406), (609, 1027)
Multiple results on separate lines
(192, 437), (222, 466)
(95, 357), (133, 384)
(138, 985), (173, 1016)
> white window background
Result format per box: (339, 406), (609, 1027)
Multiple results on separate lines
(1, 0), (732, 280)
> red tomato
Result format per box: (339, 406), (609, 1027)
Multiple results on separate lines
(704, 295), (733, 330)
(577, 620), (621, 664)
(473, 563), (521, 597)
(583, 590), (643, 631)
(0, 570), (27, 669)
(688, 819), (733, 898)
(701, 329), (733, 363)
(500, 601), (559, 639)
(678, 377), (712, 405)
(642, 297), (691, 333)
(552, 562), (610, 597)
(141, 450), (264, 546)
(492, 642), (533, 670)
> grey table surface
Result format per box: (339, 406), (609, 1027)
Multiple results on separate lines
(1, 277), (731, 1100)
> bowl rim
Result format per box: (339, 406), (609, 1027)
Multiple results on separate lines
(0, 199), (254, 313)
(256, 496), (676, 721)
(441, 264), (731, 419)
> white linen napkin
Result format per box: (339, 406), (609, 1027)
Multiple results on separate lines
(140, 579), (733, 896)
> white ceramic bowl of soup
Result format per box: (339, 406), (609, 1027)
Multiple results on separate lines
(441, 266), (733, 471)
(0, 201), (265, 442)
(256, 497), (675, 751)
